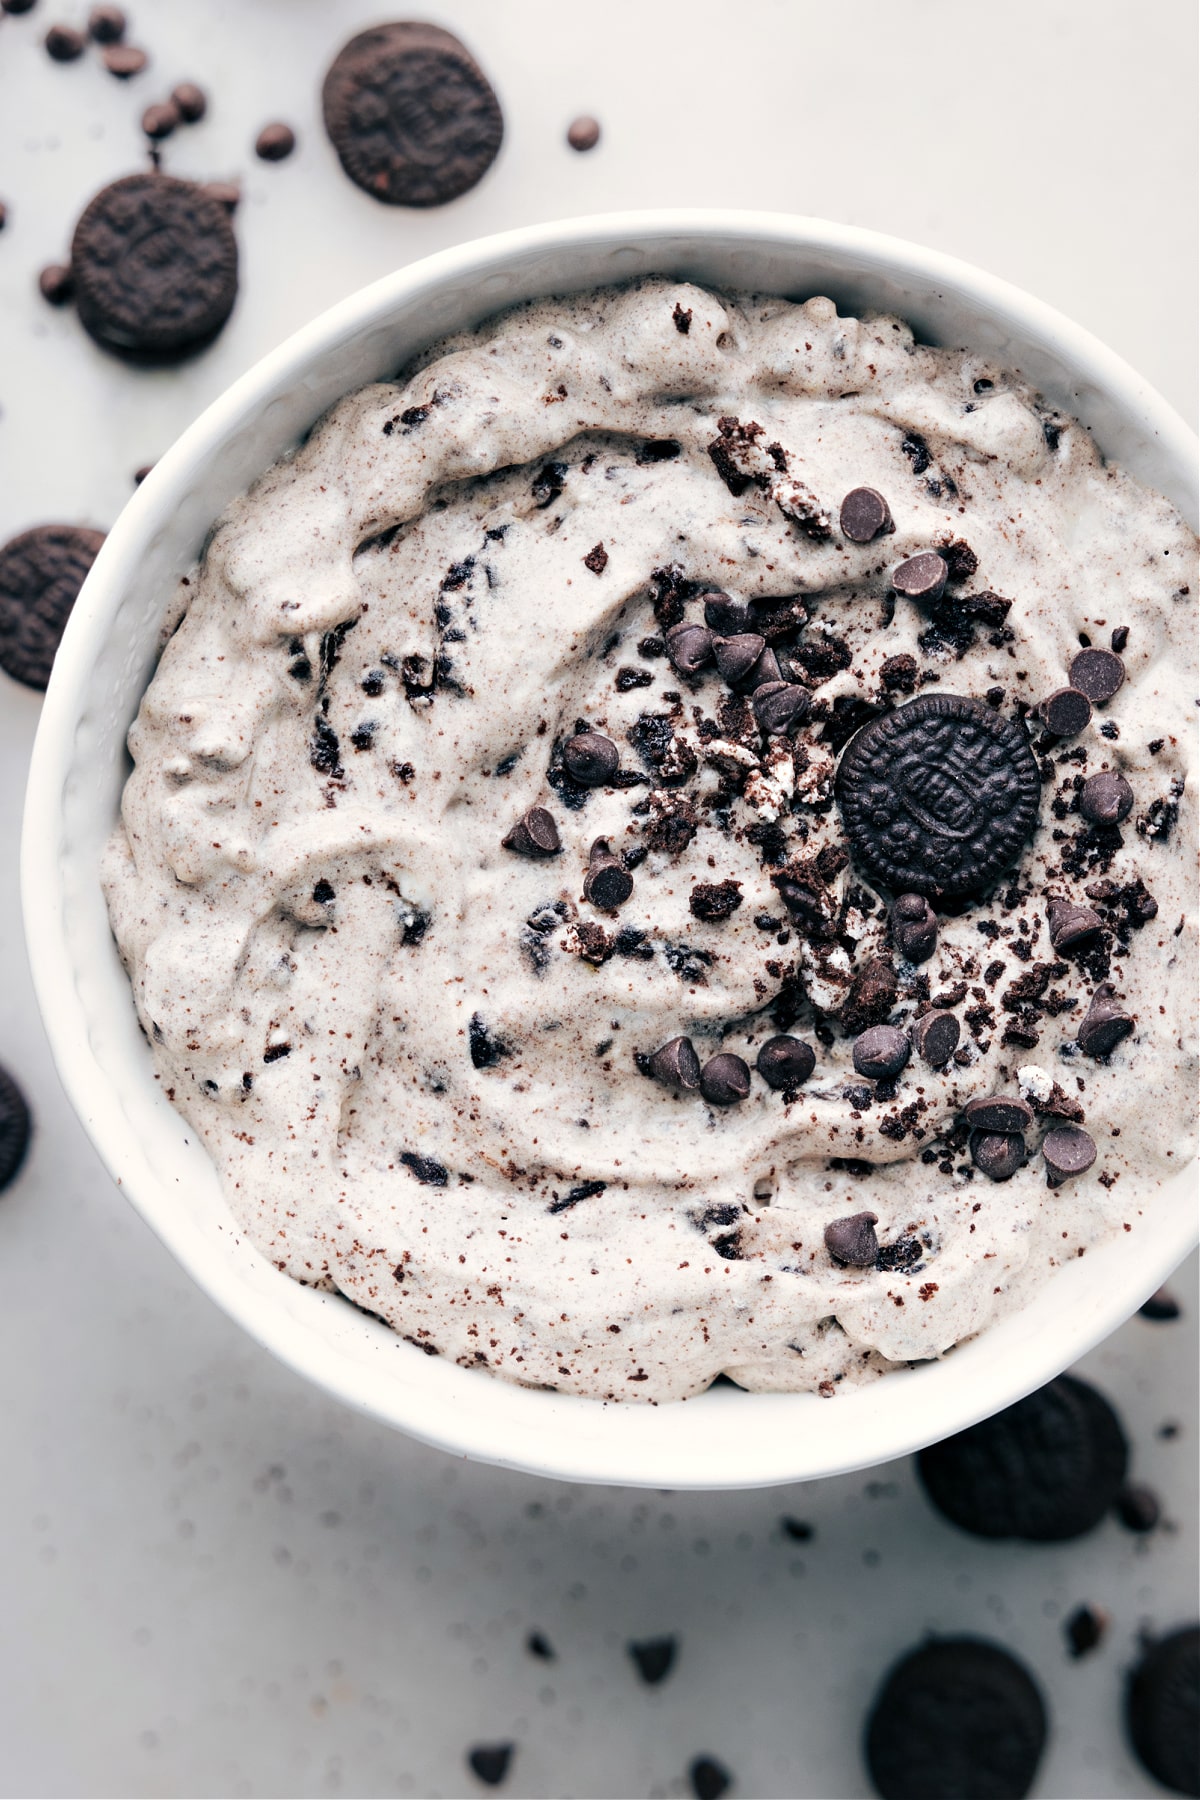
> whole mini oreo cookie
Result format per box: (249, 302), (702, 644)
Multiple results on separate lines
(0, 524), (105, 689)
(864, 1637), (1047, 1800)
(1126, 1626), (1199, 1797)
(71, 173), (238, 360)
(917, 1374), (1128, 1541)
(322, 23), (503, 207)
(836, 694), (1040, 899)
(0, 1063), (32, 1191)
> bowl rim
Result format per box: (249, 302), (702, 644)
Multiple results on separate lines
(21, 208), (1200, 1489)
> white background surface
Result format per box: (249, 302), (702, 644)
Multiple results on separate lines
(0, 2), (1196, 1795)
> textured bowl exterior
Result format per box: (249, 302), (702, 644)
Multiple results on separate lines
(21, 212), (1200, 1488)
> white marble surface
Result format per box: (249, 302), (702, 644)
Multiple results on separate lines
(0, 2), (1196, 1795)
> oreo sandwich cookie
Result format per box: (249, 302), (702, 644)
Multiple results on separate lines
(71, 173), (238, 361)
(0, 524), (105, 689)
(864, 1637), (1047, 1800)
(1126, 1626), (1199, 1796)
(836, 693), (1040, 899)
(322, 22), (503, 207)
(0, 1063), (32, 1191)
(916, 1373), (1129, 1541)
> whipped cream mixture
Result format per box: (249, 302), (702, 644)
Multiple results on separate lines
(103, 282), (1197, 1401)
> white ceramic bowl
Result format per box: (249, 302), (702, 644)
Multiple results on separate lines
(23, 211), (1198, 1490)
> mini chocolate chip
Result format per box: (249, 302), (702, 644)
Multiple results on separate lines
(1114, 1483), (1161, 1533)
(665, 621), (713, 675)
(171, 80), (206, 120)
(1079, 769), (1134, 825)
(852, 1025), (911, 1080)
(891, 893), (938, 962)
(566, 114), (600, 151)
(502, 806), (560, 857)
(1046, 899), (1104, 952)
(256, 121), (296, 161)
(971, 1130), (1027, 1180)
(467, 1743), (514, 1786)
(911, 1009), (960, 1067)
(1065, 1605), (1108, 1658)
(688, 1756), (732, 1800)
(840, 486), (893, 543)
(713, 633), (766, 685)
(700, 1053), (751, 1106)
(962, 1094), (1033, 1133)
(142, 100), (181, 139)
(1039, 687), (1092, 738)
(1042, 1124), (1096, 1186)
(563, 730), (619, 785)
(756, 1035), (816, 1090)
(703, 593), (748, 634)
(648, 1036), (701, 1091)
(628, 1636), (677, 1684)
(825, 1211), (879, 1267)
(45, 23), (86, 60)
(38, 263), (74, 305)
(583, 841), (633, 910)
(88, 4), (126, 40)
(1110, 625), (1129, 653)
(1077, 982), (1133, 1057)
(753, 680), (810, 734)
(102, 42), (148, 75)
(1140, 1288), (1181, 1321)
(1069, 648), (1125, 703)
(892, 552), (947, 601)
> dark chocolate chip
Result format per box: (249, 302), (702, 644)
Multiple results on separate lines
(700, 1053), (751, 1107)
(917, 1372), (1129, 1541)
(0, 1063), (32, 1192)
(962, 1094), (1033, 1133)
(628, 1635), (677, 1685)
(852, 1025), (911, 1080)
(1038, 687), (1092, 738)
(583, 841), (633, 910)
(1126, 1627), (1199, 1798)
(256, 121), (296, 161)
(665, 621), (713, 676)
(911, 1009), (960, 1068)
(501, 806), (560, 857)
(466, 1743), (514, 1786)
(88, 4), (126, 41)
(38, 263), (74, 305)
(322, 23), (503, 207)
(0, 523), (105, 689)
(1110, 625), (1129, 653)
(713, 633), (766, 686)
(526, 1631), (555, 1660)
(753, 680), (810, 735)
(970, 1130), (1027, 1181)
(839, 486), (893, 543)
(892, 552), (947, 601)
(865, 1638), (1047, 1800)
(824, 1210), (879, 1267)
(566, 115), (600, 151)
(142, 101), (181, 140)
(563, 730), (618, 786)
(1069, 647), (1125, 704)
(1077, 982), (1133, 1058)
(1046, 899), (1104, 952)
(891, 893), (938, 962)
(1079, 769), (1134, 825)
(836, 694), (1041, 900)
(45, 22), (85, 59)
(703, 592), (748, 634)
(1064, 1604), (1108, 1659)
(0, 0), (38, 11)
(1139, 1287), (1181, 1321)
(756, 1035), (816, 1090)
(688, 1758), (731, 1800)
(1042, 1124), (1096, 1186)
(647, 1036), (701, 1092)
(171, 80), (206, 121)
(1113, 1482), (1161, 1533)
(71, 174), (237, 360)
(748, 645), (782, 689)
(102, 42), (147, 75)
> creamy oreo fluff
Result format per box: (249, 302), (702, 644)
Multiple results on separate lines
(103, 282), (1197, 1401)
